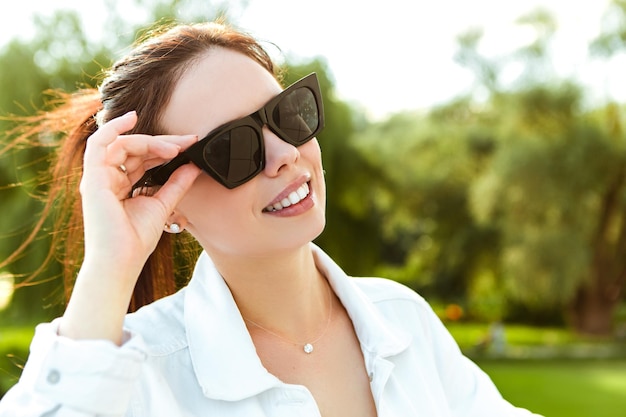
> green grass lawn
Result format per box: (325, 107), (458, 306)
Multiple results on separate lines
(445, 322), (626, 416)
(479, 359), (626, 417)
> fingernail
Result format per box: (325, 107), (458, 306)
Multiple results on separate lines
(123, 110), (137, 118)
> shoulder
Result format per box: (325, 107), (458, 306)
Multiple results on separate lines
(352, 276), (428, 307)
(349, 276), (450, 338)
(312, 243), (430, 312)
(124, 288), (188, 355)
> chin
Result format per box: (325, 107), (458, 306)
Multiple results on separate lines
(279, 216), (326, 253)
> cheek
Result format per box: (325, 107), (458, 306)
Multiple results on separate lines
(297, 139), (327, 236)
(303, 138), (325, 191)
(178, 177), (233, 229)
(301, 138), (323, 170)
(177, 176), (255, 247)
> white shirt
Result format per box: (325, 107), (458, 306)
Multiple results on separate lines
(0, 244), (542, 416)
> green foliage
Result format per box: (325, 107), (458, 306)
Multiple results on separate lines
(467, 267), (507, 322)
(0, 10), (108, 324)
(350, 106), (500, 303)
(345, 2), (626, 333)
(590, 0), (626, 57)
(470, 86), (624, 308)
(0, 327), (34, 397)
(352, 83), (626, 325)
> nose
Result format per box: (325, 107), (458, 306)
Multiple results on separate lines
(262, 127), (299, 177)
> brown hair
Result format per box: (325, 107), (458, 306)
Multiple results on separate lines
(4, 20), (279, 312)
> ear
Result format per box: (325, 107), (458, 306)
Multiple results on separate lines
(164, 213), (188, 234)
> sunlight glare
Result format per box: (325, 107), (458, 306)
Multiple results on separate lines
(0, 272), (15, 310)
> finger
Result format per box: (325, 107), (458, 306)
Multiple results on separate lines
(106, 134), (198, 165)
(84, 111), (138, 162)
(121, 133), (199, 151)
(117, 155), (167, 177)
(123, 157), (185, 187)
(141, 156), (176, 172)
(152, 164), (202, 213)
(114, 136), (199, 186)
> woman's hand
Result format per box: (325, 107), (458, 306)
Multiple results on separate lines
(60, 111), (201, 343)
(80, 111), (199, 270)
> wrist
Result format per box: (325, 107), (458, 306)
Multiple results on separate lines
(59, 262), (140, 344)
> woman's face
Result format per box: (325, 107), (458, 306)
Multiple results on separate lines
(160, 48), (326, 257)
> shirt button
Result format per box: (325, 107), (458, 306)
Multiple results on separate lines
(46, 369), (61, 385)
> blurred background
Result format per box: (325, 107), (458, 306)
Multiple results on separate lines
(1, 0), (625, 415)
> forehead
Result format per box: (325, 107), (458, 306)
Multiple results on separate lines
(160, 47), (281, 135)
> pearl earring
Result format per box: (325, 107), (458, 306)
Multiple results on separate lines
(166, 223), (181, 233)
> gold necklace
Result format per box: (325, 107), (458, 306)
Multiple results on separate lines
(243, 282), (333, 354)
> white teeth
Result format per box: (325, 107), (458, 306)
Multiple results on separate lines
(264, 183), (310, 212)
(297, 183), (309, 199)
(288, 191), (300, 204)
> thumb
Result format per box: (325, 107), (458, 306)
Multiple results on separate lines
(152, 163), (202, 215)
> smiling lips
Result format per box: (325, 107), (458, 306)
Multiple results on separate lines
(263, 182), (310, 212)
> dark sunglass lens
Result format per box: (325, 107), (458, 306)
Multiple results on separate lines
(202, 126), (262, 183)
(272, 87), (319, 143)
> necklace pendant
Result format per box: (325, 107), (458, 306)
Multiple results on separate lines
(303, 343), (314, 354)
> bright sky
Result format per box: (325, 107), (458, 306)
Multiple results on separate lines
(0, 0), (622, 120)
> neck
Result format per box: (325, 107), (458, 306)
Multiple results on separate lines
(207, 244), (331, 338)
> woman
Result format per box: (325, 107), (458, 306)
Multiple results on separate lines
(0, 21), (541, 416)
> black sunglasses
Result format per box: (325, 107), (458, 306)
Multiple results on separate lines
(132, 72), (324, 191)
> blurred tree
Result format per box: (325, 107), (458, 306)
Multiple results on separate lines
(467, 7), (626, 335)
(470, 85), (626, 335)
(347, 6), (626, 335)
(589, 0), (626, 58)
(351, 101), (501, 316)
(454, 28), (499, 95)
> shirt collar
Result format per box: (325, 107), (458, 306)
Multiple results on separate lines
(184, 243), (411, 401)
(310, 244), (411, 358)
(184, 251), (281, 401)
